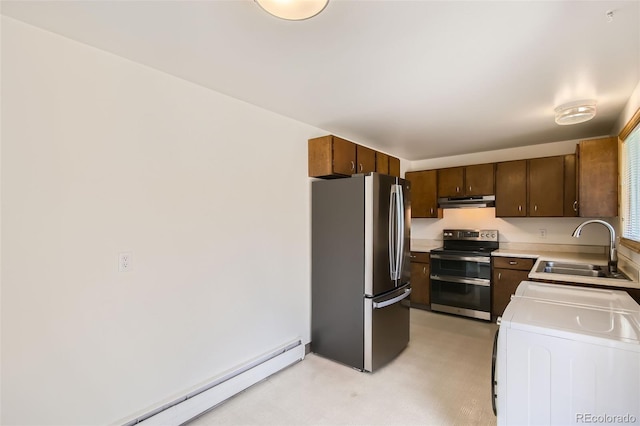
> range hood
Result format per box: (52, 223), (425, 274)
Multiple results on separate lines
(438, 195), (495, 209)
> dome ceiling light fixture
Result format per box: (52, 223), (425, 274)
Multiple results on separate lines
(255, 0), (329, 21)
(554, 100), (597, 126)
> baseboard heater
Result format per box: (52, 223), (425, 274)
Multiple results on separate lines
(121, 338), (305, 426)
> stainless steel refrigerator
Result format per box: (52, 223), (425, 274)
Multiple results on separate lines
(311, 173), (411, 372)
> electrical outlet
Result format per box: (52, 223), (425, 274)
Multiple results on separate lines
(538, 228), (547, 239)
(119, 252), (132, 272)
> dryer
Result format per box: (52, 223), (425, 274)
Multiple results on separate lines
(493, 282), (640, 425)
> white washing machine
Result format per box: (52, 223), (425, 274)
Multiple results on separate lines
(493, 282), (640, 425)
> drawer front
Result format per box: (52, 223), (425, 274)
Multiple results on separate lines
(410, 252), (430, 263)
(492, 256), (535, 271)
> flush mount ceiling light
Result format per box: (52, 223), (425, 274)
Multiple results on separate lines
(255, 0), (329, 20)
(554, 100), (597, 125)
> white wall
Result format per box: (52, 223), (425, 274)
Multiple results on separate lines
(612, 78), (640, 136)
(613, 78), (640, 266)
(1, 17), (322, 425)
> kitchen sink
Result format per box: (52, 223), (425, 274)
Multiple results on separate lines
(543, 261), (601, 270)
(543, 267), (607, 277)
(535, 260), (631, 280)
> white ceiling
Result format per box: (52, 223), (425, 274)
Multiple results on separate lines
(2, 0), (639, 160)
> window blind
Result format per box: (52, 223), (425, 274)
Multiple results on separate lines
(623, 124), (640, 241)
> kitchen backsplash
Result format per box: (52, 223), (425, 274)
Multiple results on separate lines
(410, 207), (617, 247)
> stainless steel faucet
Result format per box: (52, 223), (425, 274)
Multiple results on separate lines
(572, 219), (618, 273)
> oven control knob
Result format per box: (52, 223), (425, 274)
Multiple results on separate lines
(491, 233), (496, 238)
(480, 232), (485, 238)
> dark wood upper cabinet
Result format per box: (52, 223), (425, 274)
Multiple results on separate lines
(437, 167), (465, 197)
(437, 164), (494, 197)
(406, 170), (438, 218)
(308, 135), (402, 179)
(564, 154), (578, 217)
(375, 152), (400, 177)
(495, 160), (527, 217)
(387, 138), (615, 218)
(465, 163), (495, 196)
(308, 135), (356, 178)
(496, 157), (565, 217)
(577, 137), (618, 218)
(356, 145), (376, 174)
(389, 156), (401, 178)
(376, 152), (389, 175)
(309, 135), (616, 217)
(528, 156), (564, 217)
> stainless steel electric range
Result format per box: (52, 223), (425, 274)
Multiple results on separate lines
(429, 229), (499, 321)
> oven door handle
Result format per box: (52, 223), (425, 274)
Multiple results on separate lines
(430, 253), (491, 263)
(430, 274), (491, 287)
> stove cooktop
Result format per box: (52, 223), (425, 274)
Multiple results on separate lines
(430, 247), (496, 257)
(438, 229), (499, 253)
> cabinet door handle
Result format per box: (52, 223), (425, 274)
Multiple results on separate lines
(430, 207), (434, 215)
(359, 163), (363, 172)
(423, 266), (426, 275)
(350, 161), (355, 172)
(573, 200), (578, 212)
(509, 261), (517, 265)
(534, 205), (538, 212)
(498, 272), (502, 280)
(456, 186), (460, 193)
(469, 185), (472, 192)
(518, 205), (522, 212)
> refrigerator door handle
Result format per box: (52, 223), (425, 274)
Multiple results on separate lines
(373, 288), (412, 309)
(388, 188), (397, 280)
(389, 184), (404, 281)
(395, 184), (405, 281)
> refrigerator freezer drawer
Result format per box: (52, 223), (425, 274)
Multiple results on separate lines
(364, 286), (411, 372)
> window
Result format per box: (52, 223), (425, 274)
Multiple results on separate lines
(620, 108), (640, 251)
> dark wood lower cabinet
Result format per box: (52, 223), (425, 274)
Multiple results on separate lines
(492, 268), (529, 319)
(492, 256), (536, 319)
(410, 252), (430, 309)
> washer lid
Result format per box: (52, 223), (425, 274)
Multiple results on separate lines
(514, 281), (640, 312)
(501, 297), (640, 349)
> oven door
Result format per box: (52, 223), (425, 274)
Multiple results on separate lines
(430, 275), (491, 320)
(429, 253), (491, 280)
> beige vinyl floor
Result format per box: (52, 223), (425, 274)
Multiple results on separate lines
(189, 309), (498, 426)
